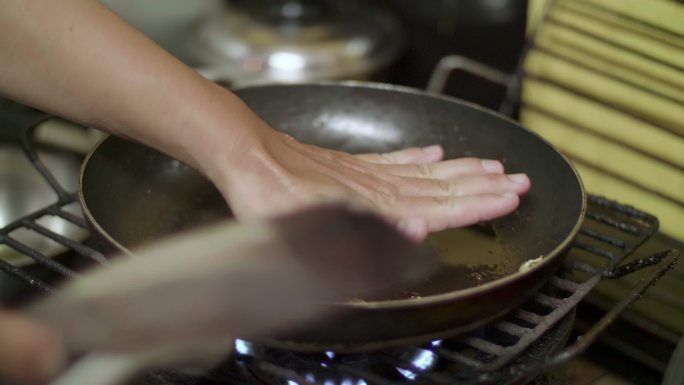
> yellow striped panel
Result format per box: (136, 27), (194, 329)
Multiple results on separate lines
(581, 0), (684, 36)
(527, 0), (552, 35)
(520, 106), (684, 204)
(560, 1), (684, 49)
(521, 79), (684, 169)
(537, 23), (684, 90)
(534, 39), (684, 103)
(524, 0), (684, 241)
(549, 7), (684, 70)
(521, 109), (684, 239)
(525, 50), (684, 134)
(529, 0), (684, 37)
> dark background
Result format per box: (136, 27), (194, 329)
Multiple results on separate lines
(374, 0), (528, 109)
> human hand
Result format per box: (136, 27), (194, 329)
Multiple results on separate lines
(210, 130), (531, 242)
(0, 310), (64, 383)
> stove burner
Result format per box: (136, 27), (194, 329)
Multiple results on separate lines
(238, 341), (472, 384)
(155, 309), (574, 385)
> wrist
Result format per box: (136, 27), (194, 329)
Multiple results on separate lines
(189, 93), (277, 197)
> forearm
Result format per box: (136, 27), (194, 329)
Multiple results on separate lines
(0, 1), (531, 242)
(0, 0), (267, 173)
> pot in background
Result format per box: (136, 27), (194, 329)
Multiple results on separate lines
(186, 0), (406, 86)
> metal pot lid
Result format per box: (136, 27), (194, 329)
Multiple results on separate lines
(186, 1), (405, 84)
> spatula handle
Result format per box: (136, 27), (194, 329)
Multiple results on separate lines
(47, 353), (147, 385)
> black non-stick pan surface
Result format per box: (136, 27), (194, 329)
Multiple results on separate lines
(80, 82), (585, 351)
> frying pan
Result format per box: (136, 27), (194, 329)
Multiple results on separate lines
(79, 82), (585, 351)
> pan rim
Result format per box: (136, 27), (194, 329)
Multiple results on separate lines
(80, 80), (587, 308)
(79, 136), (137, 259)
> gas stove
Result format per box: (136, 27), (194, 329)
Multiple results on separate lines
(0, 96), (678, 385)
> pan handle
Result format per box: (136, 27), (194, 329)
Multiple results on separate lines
(486, 249), (678, 384)
(550, 249), (678, 364)
(47, 344), (229, 385)
(602, 249), (678, 279)
(46, 353), (148, 385)
(426, 55), (511, 94)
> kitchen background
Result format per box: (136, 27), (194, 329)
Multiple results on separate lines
(1, 0), (682, 384)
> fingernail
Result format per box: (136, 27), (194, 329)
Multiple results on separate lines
(507, 173), (528, 184)
(481, 160), (503, 173)
(499, 192), (518, 198)
(397, 218), (423, 240)
(422, 145), (442, 157)
(397, 218), (414, 233)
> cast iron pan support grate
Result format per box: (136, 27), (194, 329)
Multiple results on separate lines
(0, 111), (106, 292)
(220, 198), (678, 385)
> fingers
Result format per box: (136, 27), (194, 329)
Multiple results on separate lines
(357, 145), (443, 165)
(393, 193), (521, 235)
(226, 135), (529, 244)
(379, 158), (505, 179)
(375, 172), (527, 242)
(396, 217), (430, 242)
(0, 310), (65, 384)
(356, 150), (526, 241)
(395, 173), (531, 197)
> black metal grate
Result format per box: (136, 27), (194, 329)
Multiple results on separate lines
(0, 109), (678, 385)
(193, 198), (676, 385)
(0, 121), (106, 292)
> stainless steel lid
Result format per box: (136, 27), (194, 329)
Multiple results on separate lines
(187, 1), (405, 85)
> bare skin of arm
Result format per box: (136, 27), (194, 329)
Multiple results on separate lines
(0, 310), (64, 383)
(0, 1), (529, 381)
(0, 0), (530, 239)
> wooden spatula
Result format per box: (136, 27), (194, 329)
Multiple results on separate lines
(28, 204), (435, 385)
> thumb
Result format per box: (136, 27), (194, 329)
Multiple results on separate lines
(0, 310), (65, 384)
